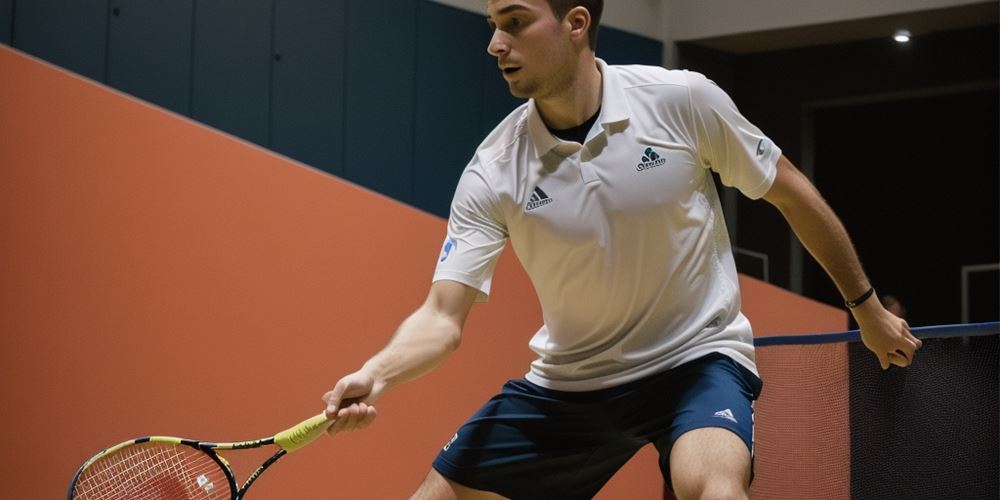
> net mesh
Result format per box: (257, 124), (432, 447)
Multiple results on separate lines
(72, 441), (232, 499)
(752, 342), (851, 499)
(849, 334), (998, 499)
(750, 330), (998, 500)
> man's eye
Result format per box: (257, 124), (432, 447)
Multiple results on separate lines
(502, 18), (522, 31)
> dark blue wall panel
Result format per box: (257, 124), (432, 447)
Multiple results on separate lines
(414, 2), (486, 218)
(107, 0), (193, 115)
(480, 25), (525, 136)
(192, 0), (272, 145)
(7, 0), (664, 219)
(0, 0), (12, 45)
(344, 0), (417, 203)
(597, 26), (663, 66)
(13, 0), (108, 81)
(271, 0), (346, 176)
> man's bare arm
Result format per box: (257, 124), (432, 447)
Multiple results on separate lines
(762, 155), (922, 369)
(322, 279), (479, 433)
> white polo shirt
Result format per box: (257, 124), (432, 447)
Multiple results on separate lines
(434, 59), (780, 391)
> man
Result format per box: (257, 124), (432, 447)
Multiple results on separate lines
(322, 1), (922, 498)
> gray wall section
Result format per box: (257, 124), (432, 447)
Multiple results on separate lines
(270, 0), (346, 177)
(13, 0), (108, 81)
(192, 0), (272, 145)
(107, 0), (194, 115)
(8, 0), (663, 218)
(0, 0), (11, 45)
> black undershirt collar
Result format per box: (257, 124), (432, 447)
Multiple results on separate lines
(548, 106), (602, 145)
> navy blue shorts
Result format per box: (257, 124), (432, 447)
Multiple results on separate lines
(432, 353), (763, 499)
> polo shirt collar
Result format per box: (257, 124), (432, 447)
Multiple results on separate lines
(526, 58), (632, 157)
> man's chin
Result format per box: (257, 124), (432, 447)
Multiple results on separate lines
(507, 83), (533, 99)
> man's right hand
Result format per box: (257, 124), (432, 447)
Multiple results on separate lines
(322, 369), (382, 435)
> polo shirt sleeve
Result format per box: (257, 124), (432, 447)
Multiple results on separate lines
(432, 164), (508, 302)
(687, 71), (781, 200)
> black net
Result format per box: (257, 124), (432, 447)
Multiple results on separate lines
(849, 334), (998, 499)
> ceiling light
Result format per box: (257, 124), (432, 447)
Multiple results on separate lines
(893, 29), (912, 43)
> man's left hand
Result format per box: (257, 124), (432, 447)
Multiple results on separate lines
(855, 298), (923, 369)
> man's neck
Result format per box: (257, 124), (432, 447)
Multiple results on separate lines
(535, 56), (602, 131)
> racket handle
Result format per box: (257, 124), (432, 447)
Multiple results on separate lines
(274, 413), (334, 453)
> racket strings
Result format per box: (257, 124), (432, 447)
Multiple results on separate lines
(73, 442), (230, 499)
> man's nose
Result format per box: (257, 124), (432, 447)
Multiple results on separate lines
(487, 30), (509, 56)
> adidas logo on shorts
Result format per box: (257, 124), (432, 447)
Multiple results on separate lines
(443, 433), (458, 451)
(713, 408), (737, 423)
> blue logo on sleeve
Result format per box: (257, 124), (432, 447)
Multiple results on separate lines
(439, 237), (457, 262)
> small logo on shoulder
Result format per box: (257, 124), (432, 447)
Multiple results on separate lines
(636, 147), (667, 171)
(526, 186), (553, 211)
(439, 237), (457, 262)
(756, 139), (768, 157)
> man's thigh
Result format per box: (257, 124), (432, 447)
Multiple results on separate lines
(645, 353), (762, 493)
(412, 469), (506, 500)
(669, 427), (751, 500)
(431, 379), (641, 499)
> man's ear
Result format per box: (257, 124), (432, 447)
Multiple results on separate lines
(564, 6), (592, 45)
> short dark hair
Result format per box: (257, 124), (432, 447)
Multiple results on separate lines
(545, 0), (603, 50)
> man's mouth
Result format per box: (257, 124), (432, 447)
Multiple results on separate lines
(502, 66), (521, 76)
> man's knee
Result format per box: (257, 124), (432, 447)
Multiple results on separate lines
(673, 476), (748, 500)
(411, 469), (505, 500)
(668, 427), (751, 500)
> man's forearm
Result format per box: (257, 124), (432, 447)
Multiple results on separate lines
(782, 191), (869, 300)
(765, 157), (871, 301)
(361, 304), (463, 394)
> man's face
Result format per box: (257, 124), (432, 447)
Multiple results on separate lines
(486, 0), (575, 99)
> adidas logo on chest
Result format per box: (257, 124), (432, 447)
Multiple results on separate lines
(526, 186), (553, 211)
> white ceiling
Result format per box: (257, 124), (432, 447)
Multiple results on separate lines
(428, 0), (997, 59)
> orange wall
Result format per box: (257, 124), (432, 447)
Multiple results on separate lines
(1, 45), (846, 499)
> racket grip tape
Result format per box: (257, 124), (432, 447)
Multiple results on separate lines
(274, 413), (334, 453)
